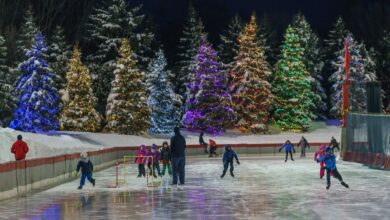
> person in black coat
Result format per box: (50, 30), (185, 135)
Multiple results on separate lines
(170, 127), (186, 185)
(199, 132), (208, 153)
(76, 152), (95, 189)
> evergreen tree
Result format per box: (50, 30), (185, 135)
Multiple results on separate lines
(230, 16), (273, 133)
(60, 46), (101, 132)
(46, 25), (71, 91)
(379, 31), (390, 106)
(182, 36), (235, 134)
(106, 39), (150, 134)
(258, 14), (278, 65)
(10, 33), (60, 132)
(218, 14), (243, 68)
(174, 3), (204, 98)
(147, 49), (182, 134)
(329, 35), (368, 117)
(0, 35), (15, 127)
(273, 26), (315, 132)
(292, 13), (327, 119)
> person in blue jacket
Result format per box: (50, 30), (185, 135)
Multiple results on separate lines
(76, 152), (96, 190)
(279, 140), (295, 162)
(220, 144), (240, 178)
(317, 147), (349, 190)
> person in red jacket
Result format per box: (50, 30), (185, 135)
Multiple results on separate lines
(11, 135), (29, 160)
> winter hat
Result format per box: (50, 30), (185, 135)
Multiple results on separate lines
(319, 144), (326, 150)
(225, 144), (232, 151)
(80, 151), (88, 159)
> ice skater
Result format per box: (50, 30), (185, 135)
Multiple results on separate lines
(298, 136), (310, 157)
(317, 147), (349, 190)
(279, 140), (295, 162)
(329, 136), (340, 152)
(10, 135), (29, 161)
(135, 145), (146, 177)
(199, 132), (208, 153)
(209, 139), (218, 157)
(220, 145), (240, 178)
(160, 141), (172, 176)
(148, 144), (161, 178)
(76, 152), (95, 190)
(314, 144), (326, 179)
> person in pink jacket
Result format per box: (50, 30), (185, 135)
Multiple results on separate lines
(314, 144), (326, 179)
(135, 145), (146, 177)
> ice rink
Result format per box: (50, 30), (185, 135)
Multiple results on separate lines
(1, 156), (389, 220)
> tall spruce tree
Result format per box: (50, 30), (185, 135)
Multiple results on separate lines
(218, 14), (243, 68)
(174, 3), (204, 98)
(182, 36), (235, 134)
(60, 46), (101, 132)
(10, 33), (60, 132)
(106, 39), (150, 134)
(258, 14), (278, 65)
(230, 16), (273, 133)
(0, 35), (15, 127)
(292, 13), (327, 119)
(147, 49), (182, 134)
(273, 26), (315, 132)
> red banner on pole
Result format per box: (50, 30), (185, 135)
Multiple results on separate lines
(342, 36), (351, 128)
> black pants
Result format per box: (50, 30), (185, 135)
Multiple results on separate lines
(326, 168), (343, 186)
(209, 146), (217, 157)
(285, 151), (293, 161)
(138, 164), (145, 176)
(222, 160), (234, 176)
(172, 157), (185, 184)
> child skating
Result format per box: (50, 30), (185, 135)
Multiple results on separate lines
(135, 145), (146, 177)
(148, 144), (161, 178)
(160, 141), (172, 176)
(76, 152), (95, 190)
(279, 140), (295, 162)
(220, 144), (240, 178)
(317, 147), (349, 190)
(314, 144), (326, 179)
(298, 136), (310, 157)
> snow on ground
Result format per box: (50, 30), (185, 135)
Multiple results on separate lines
(0, 157), (388, 220)
(0, 122), (340, 163)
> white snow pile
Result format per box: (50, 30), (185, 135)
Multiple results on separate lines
(0, 122), (341, 163)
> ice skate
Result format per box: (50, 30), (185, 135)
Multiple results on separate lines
(326, 185), (330, 190)
(91, 179), (95, 187)
(230, 172), (235, 178)
(220, 173), (225, 178)
(137, 174), (142, 178)
(78, 186), (82, 190)
(341, 181), (349, 188)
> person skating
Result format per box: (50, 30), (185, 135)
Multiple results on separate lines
(220, 145), (240, 178)
(317, 147), (349, 190)
(298, 136), (310, 157)
(279, 140), (295, 162)
(135, 145), (146, 177)
(209, 139), (218, 157)
(329, 136), (340, 152)
(11, 135), (29, 161)
(148, 144), (161, 178)
(199, 132), (208, 153)
(76, 152), (95, 190)
(160, 141), (172, 176)
(314, 144), (326, 179)
(170, 127), (186, 185)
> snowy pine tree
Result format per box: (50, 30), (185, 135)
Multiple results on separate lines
(0, 35), (15, 127)
(106, 39), (150, 134)
(182, 36), (235, 134)
(60, 46), (101, 132)
(329, 35), (369, 117)
(273, 26), (315, 132)
(230, 16), (273, 133)
(218, 15), (243, 68)
(258, 14), (278, 65)
(10, 33), (60, 132)
(174, 3), (204, 98)
(292, 14), (327, 119)
(147, 49), (182, 134)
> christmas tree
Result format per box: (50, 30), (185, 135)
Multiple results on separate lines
(10, 33), (60, 132)
(60, 46), (101, 132)
(174, 3), (204, 98)
(106, 39), (150, 134)
(218, 14), (243, 68)
(182, 36), (235, 134)
(147, 49), (182, 134)
(292, 13), (327, 119)
(230, 16), (273, 133)
(273, 26), (315, 132)
(0, 35), (16, 126)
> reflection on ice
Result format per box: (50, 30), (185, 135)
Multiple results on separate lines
(0, 157), (390, 220)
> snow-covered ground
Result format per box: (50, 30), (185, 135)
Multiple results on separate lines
(0, 157), (388, 220)
(0, 122), (340, 163)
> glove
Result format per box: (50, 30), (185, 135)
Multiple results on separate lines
(316, 159), (320, 163)
(293, 149), (296, 153)
(237, 160), (240, 165)
(278, 148), (281, 153)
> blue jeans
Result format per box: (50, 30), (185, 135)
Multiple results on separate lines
(172, 157), (185, 184)
(80, 173), (94, 186)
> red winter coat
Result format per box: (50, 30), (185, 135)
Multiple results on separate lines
(11, 140), (29, 160)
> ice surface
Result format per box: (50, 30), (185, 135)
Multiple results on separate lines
(0, 156), (389, 220)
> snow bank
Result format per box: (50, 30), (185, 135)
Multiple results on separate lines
(0, 122), (341, 163)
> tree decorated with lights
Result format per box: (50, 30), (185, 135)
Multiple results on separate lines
(147, 49), (182, 134)
(273, 26), (315, 132)
(106, 39), (150, 134)
(0, 35), (16, 126)
(292, 13), (327, 119)
(182, 36), (235, 134)
(10, 33), (60, 132)
(230, 15), (272, 133)
(60, 46), (101, 132)
(218, 14), (243, 69)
